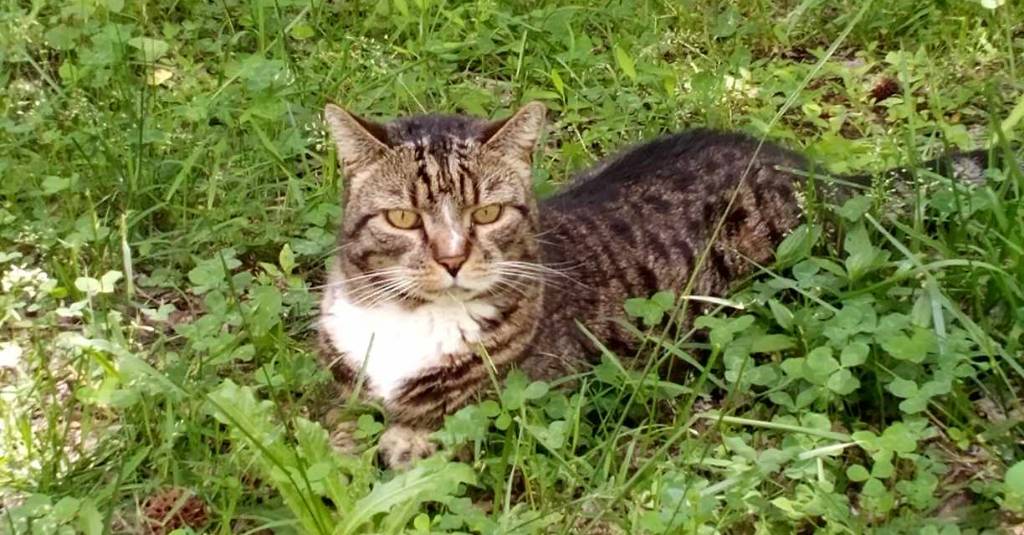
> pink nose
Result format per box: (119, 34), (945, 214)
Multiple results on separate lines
(435, 254), (467, 276)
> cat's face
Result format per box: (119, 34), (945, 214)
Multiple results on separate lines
(324, 103), (546, 305)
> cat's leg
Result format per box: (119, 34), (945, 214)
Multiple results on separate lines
(318, 332), (367, 455)
(324, 408), (359, 455)
(378, 424), (436, 469)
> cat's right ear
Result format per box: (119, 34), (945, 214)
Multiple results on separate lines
(481, 102), (546, 162)
(323, 104), (391, 171)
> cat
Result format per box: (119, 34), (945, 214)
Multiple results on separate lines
(317, 102), (988, 468)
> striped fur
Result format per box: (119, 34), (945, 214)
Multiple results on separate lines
(320, 103), (546, 467)
(320, 102), (991, 468)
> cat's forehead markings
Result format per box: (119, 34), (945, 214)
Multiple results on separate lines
(440, 199), (466, 249)
(422, 149), (441, 179)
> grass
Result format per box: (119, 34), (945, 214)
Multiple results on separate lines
(2, 0), (1024, 533)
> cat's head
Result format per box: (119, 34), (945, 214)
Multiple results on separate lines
(324, 102), (546, 306)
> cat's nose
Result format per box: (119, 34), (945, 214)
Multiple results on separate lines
(435, 254), (467, 276)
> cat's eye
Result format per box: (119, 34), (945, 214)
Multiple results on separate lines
(384, 209), (421, 229)
(471, 204), (503, 225)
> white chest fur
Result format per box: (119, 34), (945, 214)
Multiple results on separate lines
(321, 292), (498, 401)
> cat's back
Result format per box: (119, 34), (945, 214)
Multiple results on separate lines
(545, 129), (806, 208)
(530, 129), (806, 360)
(540, 129), (805, 262)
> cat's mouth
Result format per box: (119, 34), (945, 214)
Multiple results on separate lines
(408, 285), (480, 305)
(444, 286), (478, 298)
(439, 279), (485, 297)
(417, 273), (494, 301)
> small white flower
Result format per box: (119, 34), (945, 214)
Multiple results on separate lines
(1, 264), (54, 299)
(724, 68), (758, 98)
(0, 342), (22, 369)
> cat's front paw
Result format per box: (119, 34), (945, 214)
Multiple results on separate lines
(324, 409), (359, 455)
(328, 420), (358, 455)
(378, 425), (436, 470)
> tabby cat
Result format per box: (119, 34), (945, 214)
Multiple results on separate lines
(318, 102), (985, 468)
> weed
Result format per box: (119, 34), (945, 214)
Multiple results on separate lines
(1, 0), (1022, 533)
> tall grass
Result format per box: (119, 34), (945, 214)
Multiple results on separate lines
(1, 0), (1022, 532)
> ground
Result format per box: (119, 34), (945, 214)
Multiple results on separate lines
(2, 1), (1024, 533)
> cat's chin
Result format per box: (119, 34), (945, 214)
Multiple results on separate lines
(419, 286), (484, 302)
(416, 272), (498, 299)
(407, 278), (502, 303)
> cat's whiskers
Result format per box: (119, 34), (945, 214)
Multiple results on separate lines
(309, 267), (409, 291)
(490, 268), (547, 283)
(496, 259), (583, 274)
(348, 276), (416, 307)
(361, 280), (417, 309)
(355, 283), (415, 309)
(348, 276), (408, 299)
(319, 242), (355, 258)
(343, 267), (411, 283)
(490, 269), (567, 295)
(347, 282), (397, 307)
(487, 275), (535, 297)
(534, 238), (562, 248)
(532, 228), (559, 239)
(491, 261), (585, 288)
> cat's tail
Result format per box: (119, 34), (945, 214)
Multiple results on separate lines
(815, 149), (1010, 205)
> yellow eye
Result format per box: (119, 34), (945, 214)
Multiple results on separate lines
(471, 204), (502, 225)
(384, 209), (421, 229)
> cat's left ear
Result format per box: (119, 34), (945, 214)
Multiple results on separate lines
(481, 102), (546, 161)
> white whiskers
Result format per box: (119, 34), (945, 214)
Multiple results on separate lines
(343, 267), (419, 308)
(350, 279), (417, 308)
(319, 260), (581, 305)
(308, 266), (409, 291)
(489, 260), (585, 295)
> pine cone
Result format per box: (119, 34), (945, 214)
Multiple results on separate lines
(142, 487), (209, 535)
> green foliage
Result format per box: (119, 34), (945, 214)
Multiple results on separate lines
(208, 380), (475, 535)
(625, 291), (676, 327)
(2, 0), (1023, 532)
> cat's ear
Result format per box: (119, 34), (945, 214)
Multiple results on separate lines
(481, 102), (546, 161)
(323, 104), (391, 171)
